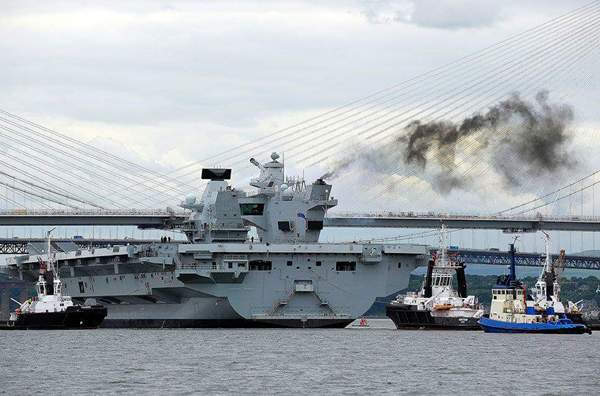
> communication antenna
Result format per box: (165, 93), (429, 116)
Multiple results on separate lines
(539, 231), (552, 279)
(46, 227), (56, 274)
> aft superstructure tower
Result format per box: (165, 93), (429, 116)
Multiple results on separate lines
(240, 152), (337, 243)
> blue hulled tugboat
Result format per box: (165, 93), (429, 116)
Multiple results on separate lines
(1, 230), (107, 330)
(478, 241), (591, 335)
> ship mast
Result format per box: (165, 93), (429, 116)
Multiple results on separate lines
(438, 223), (448, 266)
(541, 231), (552, 277)
(46, 227), (62, 297)
(46, 227), (56, 272)
(534, 231), (553, 303)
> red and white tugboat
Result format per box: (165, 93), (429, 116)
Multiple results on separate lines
(1, 230), (107, 330)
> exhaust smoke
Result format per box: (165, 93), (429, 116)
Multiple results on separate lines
(322, 91), (576, 193)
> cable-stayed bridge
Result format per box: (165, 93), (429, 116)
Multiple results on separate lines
(0, 2), (599, 255)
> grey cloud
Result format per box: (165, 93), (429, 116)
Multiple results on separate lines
(359, 0), (590, 30)
(360, 0), (504, 29)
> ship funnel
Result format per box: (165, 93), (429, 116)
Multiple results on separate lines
(509, 243), (517, 282)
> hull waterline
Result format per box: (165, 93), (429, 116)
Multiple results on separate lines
(1, 305), (107, 330)
(386, 304), (481, 330)
(478, 317), (591, 334)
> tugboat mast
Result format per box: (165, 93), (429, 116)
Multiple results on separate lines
(46, 227), (63, 297)
(438, 224), (448, 266)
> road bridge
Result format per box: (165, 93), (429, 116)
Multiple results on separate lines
(325, 213), (600, 232)
(0, 237), (169, 254)
(451, 248), (600, 270)
(0, 209), (184, 228)
(1, 210), (600, 232)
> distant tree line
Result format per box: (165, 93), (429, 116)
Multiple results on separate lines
(366, 274), (600, 317)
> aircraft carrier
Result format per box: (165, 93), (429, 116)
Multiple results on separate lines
(5, 153), (428, 328)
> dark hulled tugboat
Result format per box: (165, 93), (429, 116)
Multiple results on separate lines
(1, 230), (107, 330)
(385, 226), (484, 330)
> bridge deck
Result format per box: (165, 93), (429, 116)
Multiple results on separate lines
(0, 210), (600, 231)
(324, 214), (600, 232)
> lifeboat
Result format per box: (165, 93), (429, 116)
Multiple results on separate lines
(433, 303), (453, 311)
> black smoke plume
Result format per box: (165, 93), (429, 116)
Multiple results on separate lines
(323, 91), (576, 193)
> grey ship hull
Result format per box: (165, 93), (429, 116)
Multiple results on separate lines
(102, 319), (351, 328)
(99, 294), (350, 328)
(8, 242), (427, 328)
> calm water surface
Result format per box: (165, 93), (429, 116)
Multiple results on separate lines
(1, 326), (598, 395)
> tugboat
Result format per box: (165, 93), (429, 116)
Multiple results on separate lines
(533, 232), (585, 325)
(477, 240), (591, 334)
(1, 230), (107, 330)
(385, 226), (484, 330)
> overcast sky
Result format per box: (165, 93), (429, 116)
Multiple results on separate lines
(2, 1), (599, 215)
(2, 1), (600, 254)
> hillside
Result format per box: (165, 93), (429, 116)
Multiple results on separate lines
(366, 274), (600, 317)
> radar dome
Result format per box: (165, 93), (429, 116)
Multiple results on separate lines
(271, 152), (280, 161)
(185, 193), (196, 205)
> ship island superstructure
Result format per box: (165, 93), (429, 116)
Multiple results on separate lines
(7, 153), (429, 328)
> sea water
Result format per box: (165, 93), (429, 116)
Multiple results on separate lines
(1, 326), (598, 395)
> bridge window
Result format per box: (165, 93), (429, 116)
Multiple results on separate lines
(397, 262), (402, 268)
(240, 203), (264, 216)
(278, 221), (292, 232)
(249, 260), (272, 271)
(336, 261), (356, 272)
(316, 261), (322, 267)
(307, 220), (323, 231)
(287, 261), (292, 266)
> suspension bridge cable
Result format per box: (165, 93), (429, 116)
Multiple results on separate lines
(372, 23), (600, 196)
(131, 1), (600, 185)
(285, 7), (600, 166)
(0, 118), (186, 202)
(0, 110), (196, 191)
